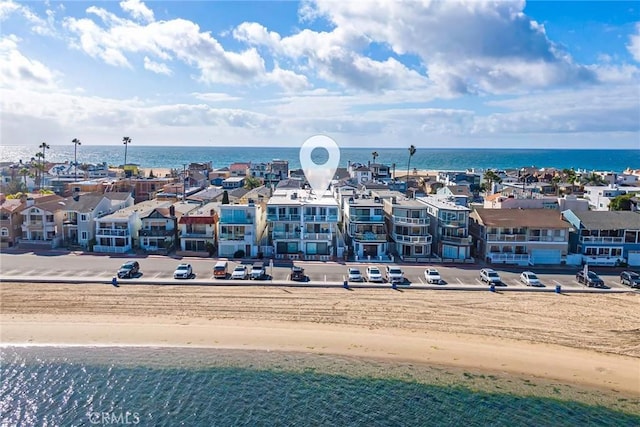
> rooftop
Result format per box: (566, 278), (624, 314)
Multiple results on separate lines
(571, 210), (640, 230)
(472, 208), (568, 228)
(418, 195), (471, 211)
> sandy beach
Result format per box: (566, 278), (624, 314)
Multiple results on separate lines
(1, 282), (639, 399)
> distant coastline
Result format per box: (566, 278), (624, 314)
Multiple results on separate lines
(2, 146), (637, 172)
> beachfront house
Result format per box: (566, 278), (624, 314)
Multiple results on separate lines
(177, 202), (218, 255)
(138, 202), (179, 252)
(561, 210), (640, 267)
(469, 208), (570, 266)
(18, 194), (65, 249)
(217, 200), (265, 258)
(418, 195), (472, 261)
(378, 191), (432, 262)
(0, 194), (26, 248)
(93, 199), (166, 253)
(342, 191), (389, 261)
(267, 189), (340, 260)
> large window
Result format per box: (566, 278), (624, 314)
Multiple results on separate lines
(306, 242), (329, 255)
(276, 242), (299, 254)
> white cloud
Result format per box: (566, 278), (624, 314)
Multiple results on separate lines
(0, 35), (58, 88)
(191, 92), (243, 102)
(627, 23), (640, 62)
(0, 0), (57, 36)
(119, 0), (154, 23)
(143, 56), (171, 75)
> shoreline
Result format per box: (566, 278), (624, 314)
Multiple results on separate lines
(1, 282), (638, 409)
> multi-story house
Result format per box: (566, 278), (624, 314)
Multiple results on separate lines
(418, 195), (472, 261)
(469, 208), (570, 266)
(267, 160), (289, 181)
(378, 191), (432, 262)
(0, 194), (26, 248)
(93, 199), (166, 253)
(267, 189), (339, 260)
(250, 162), (267, 179)
(342, 192), (388, 260)
(369, 163), (391, 180)
(217, 200), (265, 258)
(222, 177), (245, 189)
(138, 202), (181, 252)
(437, 185), (473, 206)
(561, 210), (640, 266)
(229, 162), (251, 177)
(349, 165), (372, 184)
(177, 202), (218, 255)
(583, 185), (639, 211)
(19, 194), (65, 248)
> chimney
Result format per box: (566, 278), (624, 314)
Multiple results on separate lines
(169, 205), (175, 217)
(26, 197), (34, 207)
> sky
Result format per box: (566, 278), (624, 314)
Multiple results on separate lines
(1, 0), (639, 149)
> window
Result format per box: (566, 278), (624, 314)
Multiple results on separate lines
(81, 231), (88, 240)
(414, 246), (423, 254)
(80, 214), (88, 221)
(0, 227), (8, 236)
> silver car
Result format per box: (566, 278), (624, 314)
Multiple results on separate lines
(348, 267), (363, 282)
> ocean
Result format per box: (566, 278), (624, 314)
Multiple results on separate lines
(1, 146), (638, 172)
(1, 346), (638, 426)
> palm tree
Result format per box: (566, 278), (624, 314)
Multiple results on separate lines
(406, 145), (416, 195)
(19, 167), (29, 189)
(38, 142), (50, 189)
(34, 152), (44, 189)
(122, 136), (132, 174)
(371, 151), (378, 165)
(72, 138), (81, 182)
(482, 170), (502, 194)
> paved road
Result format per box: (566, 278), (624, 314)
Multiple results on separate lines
(0, 251), (637, 293)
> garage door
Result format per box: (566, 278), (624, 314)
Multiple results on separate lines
(531, 249), (562, 265)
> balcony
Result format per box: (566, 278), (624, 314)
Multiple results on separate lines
(353, 232), (387, 241)
(529, 236), (566, 242)
(273, 231), (300, 239)
(486, 233), (527, 242)
(304, 215), (339, 222)
(267, 214), (301, 222)
(579, 236), (624, 244)
(393, 233), (432, 244)
(97, 228), (130, 236)
(219, 216), (254, 224)
(219, 233), (250, 241)
(93, 245), (130, 253)
(488, 253), (530, 263)
(440, 219), (465, 228)
(139, 229), (173, 237)
(303, 232), (332, 240)
(350, 214), (384, 222)
(181, 232), (212, 238)
(441, 235), (472, 245)
(62, 218), (78, 225)
(392, 215), (429, 225)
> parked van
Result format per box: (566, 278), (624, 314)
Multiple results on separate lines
(213, 261), (228, 279)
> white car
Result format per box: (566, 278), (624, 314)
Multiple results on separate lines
(231, 265), (248, 280)
(480, 268), (501, 284)
(520, 271), (543, 287)
(365, 266), (384, 283)
(173, 263), (193, 279)
(424, 268), (441, 284)
(386, 266), (404, 284)
(348, 268), (364, 282)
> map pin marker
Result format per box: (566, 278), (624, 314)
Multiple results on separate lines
(299, 135), (340, 198)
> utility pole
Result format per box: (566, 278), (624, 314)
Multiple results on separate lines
(183, 164), (187, 202)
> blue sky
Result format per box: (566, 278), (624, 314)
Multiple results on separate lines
(1, 0), (639, 149)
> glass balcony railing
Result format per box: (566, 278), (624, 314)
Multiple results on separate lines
(392, 215), (429, 225)
(267, 214), (301, 222)
(440, 235), (472, 245)
(579, 236), (624, 244)
(303, 232), (332, 240)
(350, 214), (384, 222)
(96, 228), (129, 236)
(272, 231), (300, 239)
(392, 233), (432, 244)
(353, 232), (387, 241)
(303, 215), (339, 222)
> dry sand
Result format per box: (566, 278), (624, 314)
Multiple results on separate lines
(1, 282), (639, 400)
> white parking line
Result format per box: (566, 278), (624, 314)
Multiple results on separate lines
(418, 277), (425, 285)
(456, 278), (464, 285)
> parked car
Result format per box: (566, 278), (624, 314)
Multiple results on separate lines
(173, 263), (193, 279)
(620, 271), (640, 288)
(117, 260), (139, 279)
(480, 268), (501, 284)
(366, 266), (384, 283)
(576, 270), (605, 288)
(250, 262), (266, 280)
(213, 261), (228, 279)
(291, 266), (306, 282)
(424, 268), (441, 284)
(348, 267), (364, 282)
(519, 271), (543, 287)
(231, 265), (248, 280)
(385, 266), (404, 284)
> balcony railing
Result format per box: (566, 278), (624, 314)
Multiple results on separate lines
(267, 214), (301, 222)
(96, 228), (130, 236)
(273, 231), (300, 239)
(350, 214), (384, 222)
(440, 219), (465, 227)
(579, 236), (624, 244)
(392, 215), (429, 225)
(303, 232), (332, 240)
(219, 233), (249, 241)
(93, 245), (130, 253)
(393, 233), (432, 244)
(139, 229), (173, 237)
(486, 234), (527, 242)
(440, 235), (472, 245)
(304, 215), (338, 222)
(219, 217), (253, 224)
(529, 236), (566, 242)
(181, 232), (213, 238)
(353, 232), (387, 241)
(488, 253), (530, 263)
